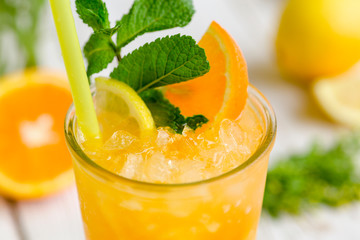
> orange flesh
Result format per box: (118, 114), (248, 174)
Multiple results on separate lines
(0, 83), (73, 183)
(165, 22), (249, 123)
(165, 32), (227, 120)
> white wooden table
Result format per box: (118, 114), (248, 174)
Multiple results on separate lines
(1, 0), (360, 239)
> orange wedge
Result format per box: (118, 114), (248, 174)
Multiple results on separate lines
(0, 69), (74, 199)
(165, 21), (249, 125)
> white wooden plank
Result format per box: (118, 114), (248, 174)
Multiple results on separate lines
(258, 204), (360, 240)
(16, 186), (84, 240)
(0, 198), (21, 240)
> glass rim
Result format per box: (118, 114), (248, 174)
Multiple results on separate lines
(64, 84), (277, 189)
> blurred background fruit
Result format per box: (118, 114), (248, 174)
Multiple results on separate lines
(276, 0), (360, 82)
(0, 0), (74, 200)
(312, 63), (360, 128)
(0, 69), (73, 199)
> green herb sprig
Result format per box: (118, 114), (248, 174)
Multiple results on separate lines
(263, 133), (360, 217)
(140, 89), (208, 134)
(75, 0), (210, 133)
(0, 0), (46, 75)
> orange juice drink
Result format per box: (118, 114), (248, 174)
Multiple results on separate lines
(65, 84), (276, 240)
(50, 0), (276, 238)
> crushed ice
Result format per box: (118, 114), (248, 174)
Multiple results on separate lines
(82, 104), (264, 184)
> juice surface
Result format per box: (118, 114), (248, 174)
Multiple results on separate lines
(80, 101), (264, 184)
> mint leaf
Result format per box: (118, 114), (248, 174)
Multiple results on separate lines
(84, 32), (116, 77)
(140, 89), (185, 133)
(116, 0), (194, 48)
(75, 0), (110, 31)
(140, 89), (208, 133)
(110, 34), (210, 92)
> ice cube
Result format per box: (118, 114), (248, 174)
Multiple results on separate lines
(223, 147), (251, 172)
(222, 204), (231, 213)
(119, 200), (143, 211)
(120, 153), (143, 179)
(237, 104), (262, 132)
(177, 159), (206, 183)
(237, 105), (264, 151)
(102, 130), (137, 151)
(210, 148), (227, 168)
(206, 222), (220, 233)
(219, 119), (245, 152)
(200, 214), (220, 233)
(144, 152), (174, 182)
(155, 128), (171, 147)
(245, 206), (252, 214)
(181, 125), (193, 136)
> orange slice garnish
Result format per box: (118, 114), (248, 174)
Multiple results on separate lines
(165, 21), (249, 125)
(0, 69), (74, 199)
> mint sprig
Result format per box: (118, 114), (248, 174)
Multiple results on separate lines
(76, 0), (196, 77)
(110, 34), (209, 93)
(116, 0), (194, 48)
(140, 89), (208, 134)
(76, 0), (210, 133)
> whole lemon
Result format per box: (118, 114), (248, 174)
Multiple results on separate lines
(276, 0), (360, 81)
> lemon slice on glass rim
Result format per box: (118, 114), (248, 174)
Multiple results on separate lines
(94, 77), (155, 140)
(312, 63), (360, 128)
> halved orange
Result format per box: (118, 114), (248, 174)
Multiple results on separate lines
(165, 21), (249, 125)
(0, 68), (74, 199)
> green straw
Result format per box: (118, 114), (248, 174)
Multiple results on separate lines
(49, 0), (100, 140)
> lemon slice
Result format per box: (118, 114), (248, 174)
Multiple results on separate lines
(312, 64), (360, 128)
(95, 77), (155, 140)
